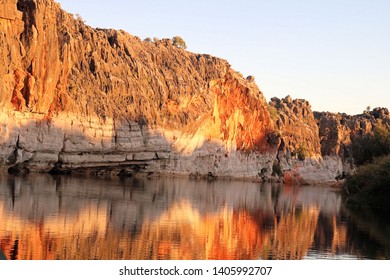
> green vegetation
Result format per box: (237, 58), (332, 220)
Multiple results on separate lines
(343, 155), (390, 209)
(74, 13), (85, 23)
(297, 144), (308, 161)
(267, 104), (279, 123)
(272, 163), (283, 177)
(343, 123), (390, 209)
(289, 144), (309, 161)
(351, 123), (390, 165)
(172, 36), (187, 49)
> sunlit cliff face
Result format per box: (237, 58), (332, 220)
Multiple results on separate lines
(173, 72), (276, 155)
(206, 74), (275, 153)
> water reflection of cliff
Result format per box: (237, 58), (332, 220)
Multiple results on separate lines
(130, 202), (266, 259)
(0, 174), (388, 259)
(131, 203), (321, 260)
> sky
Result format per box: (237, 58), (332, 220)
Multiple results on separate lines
(58, 0), (390, 115)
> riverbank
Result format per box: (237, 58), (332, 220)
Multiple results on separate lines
(343, 155), (390, 210)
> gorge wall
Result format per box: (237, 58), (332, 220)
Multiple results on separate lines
(1, 0), (389, 183)
(0, 0), (277, 180)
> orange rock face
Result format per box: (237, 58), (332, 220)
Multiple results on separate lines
(268, 96), (321, 159)
(208, 74), (275, 152)
(1, 0), (66, 113)
(0, 0), (279, 177)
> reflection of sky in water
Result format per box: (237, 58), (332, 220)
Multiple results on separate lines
(0, 174), (388, 260)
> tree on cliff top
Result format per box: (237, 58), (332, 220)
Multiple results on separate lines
(74, 13), (85, 23)
(172, 36), (187, 49)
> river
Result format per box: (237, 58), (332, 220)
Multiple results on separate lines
(0, 173), (388, 260)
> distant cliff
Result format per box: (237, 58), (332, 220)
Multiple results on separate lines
(1, 0), (389, 183)
(315, 108), (390, 159)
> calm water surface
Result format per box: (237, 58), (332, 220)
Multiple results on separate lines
(0, 173), (389, 260)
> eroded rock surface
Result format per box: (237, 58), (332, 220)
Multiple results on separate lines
(269, 96), (321, 160)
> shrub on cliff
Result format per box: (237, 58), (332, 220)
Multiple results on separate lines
(172, 36), (187, 49)
(297, 144), (308, 161)
(267, 104), (279, 123)
(74, 13), (85, 23)
(343, 155), (390, 209)
(352, 123), (390, 165)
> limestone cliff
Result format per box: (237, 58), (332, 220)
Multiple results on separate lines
(0, 0), (276, 179)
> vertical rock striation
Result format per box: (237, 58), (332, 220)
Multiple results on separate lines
(269, 96), (321, 160)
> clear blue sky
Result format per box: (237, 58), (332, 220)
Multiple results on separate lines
(58, 0), (390, 115)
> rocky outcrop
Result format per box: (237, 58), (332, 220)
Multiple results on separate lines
(315, 108), (390, 159)
(269, 96), (321, 160)
(0, 0), (277, 180)
(267, 96), (341, 185)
